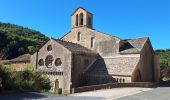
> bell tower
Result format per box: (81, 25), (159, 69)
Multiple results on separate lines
(71, 7), (93, 29)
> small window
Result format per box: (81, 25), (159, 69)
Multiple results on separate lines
(55, 58), (62, 66)
(38, 59), (44, 66)
(123, 79), (125, 83)
(116, 78), (119, 82)
(120, 78), (122, 83)
(91, 37), (94, 48)
(47, 45), (52, 51)
(77, 32), (81, 41)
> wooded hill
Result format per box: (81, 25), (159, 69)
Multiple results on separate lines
(155, 49), (170, 67)
(0, 22), (169, 66)
(0, 22), (49, 60)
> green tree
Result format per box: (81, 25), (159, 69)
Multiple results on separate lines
(0, 22), (49, 60)
(27, 46), (36, 54)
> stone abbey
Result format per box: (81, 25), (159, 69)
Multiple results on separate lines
(31, 7), (160, 94)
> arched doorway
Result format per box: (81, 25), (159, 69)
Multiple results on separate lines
(54, 79), (59, 93)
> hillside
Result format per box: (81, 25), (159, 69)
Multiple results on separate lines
(155, 49), (170, 67)
(0, 22), (49, 60)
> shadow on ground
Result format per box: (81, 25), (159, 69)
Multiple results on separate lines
(0, 92), (47, 100)
(158, 81), (170, 87)
(0, 92), (104, 100)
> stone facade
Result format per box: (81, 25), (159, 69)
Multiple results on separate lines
(31, 7), (160, 94)
(31, 39), (72, 94)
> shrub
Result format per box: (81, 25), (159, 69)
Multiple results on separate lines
(32, 72), (51, 92)
(0, 63), (51, 92)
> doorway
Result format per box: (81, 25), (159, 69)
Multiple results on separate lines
(54, 79), (59, 93)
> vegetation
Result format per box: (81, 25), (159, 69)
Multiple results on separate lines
(0, 63), (51, 92)
(155, 49), (170, 67)
(0, 22), (49, 60)
(155, 49), (170, 80)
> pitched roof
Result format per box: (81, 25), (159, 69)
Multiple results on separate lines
(2, 54), (31, 64)
(53, 39), (97, 54)
(85, 56), (140, 76)
(71, 7), (93, 16)
(120, 37), (148, 54)
(85, 58), (108, 75)
(9, 54), (31, 62)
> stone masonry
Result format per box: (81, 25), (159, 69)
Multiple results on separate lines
(31, 7), (160, 94)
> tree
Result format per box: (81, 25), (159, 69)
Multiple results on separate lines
(28, 46), (36, 54)
(0, 22), (49, 59)
(18, 47), (25, 55)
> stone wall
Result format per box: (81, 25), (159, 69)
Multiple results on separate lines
(71, 82), (157, 93)
(30, 8), (159, 94)
(44, 74), (64, 93)
(71, 8), (93, 29)
(103, 55), (140, 75)
(62, 27), (120, 56)
(137, 39), (155, 82)
(154, 54), (160, 82)
(31, 39), (72, 94)
(71, 53), (97, 87)
(4, 63), (30, 71)
(84, 54), (140, 85)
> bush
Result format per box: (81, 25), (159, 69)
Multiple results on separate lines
(0, 63), (51, 92)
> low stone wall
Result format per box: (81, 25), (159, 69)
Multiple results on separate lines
(71, 82), (158, 93)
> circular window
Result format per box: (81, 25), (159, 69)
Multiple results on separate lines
(45, 55), (53, 68)
(47, 45), (52, 51)
(38, 59), (44, 66)
(55, 58), (62, 66)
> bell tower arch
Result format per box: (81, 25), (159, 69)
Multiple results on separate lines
(71, 7), (93, 29)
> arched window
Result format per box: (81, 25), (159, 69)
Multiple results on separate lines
(45, 55), (53, 68)
(91, 37), (94, 48)
(76, 14), (78, 26)
(55, 58), (62, 66)
(77, 32), (81, 41)
(79, 13), (83, 25)
(38, 59), (44, 66)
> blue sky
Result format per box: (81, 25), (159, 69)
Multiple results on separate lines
(0, 0), (169, 49)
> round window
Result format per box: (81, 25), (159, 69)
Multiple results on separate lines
(47, 45), (52, 51)
(55, 58), (62, 66)
(45, 55), (53, 68)
(38, 59), (44, 66)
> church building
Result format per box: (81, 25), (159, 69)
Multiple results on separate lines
(31, 7), (160, 94)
